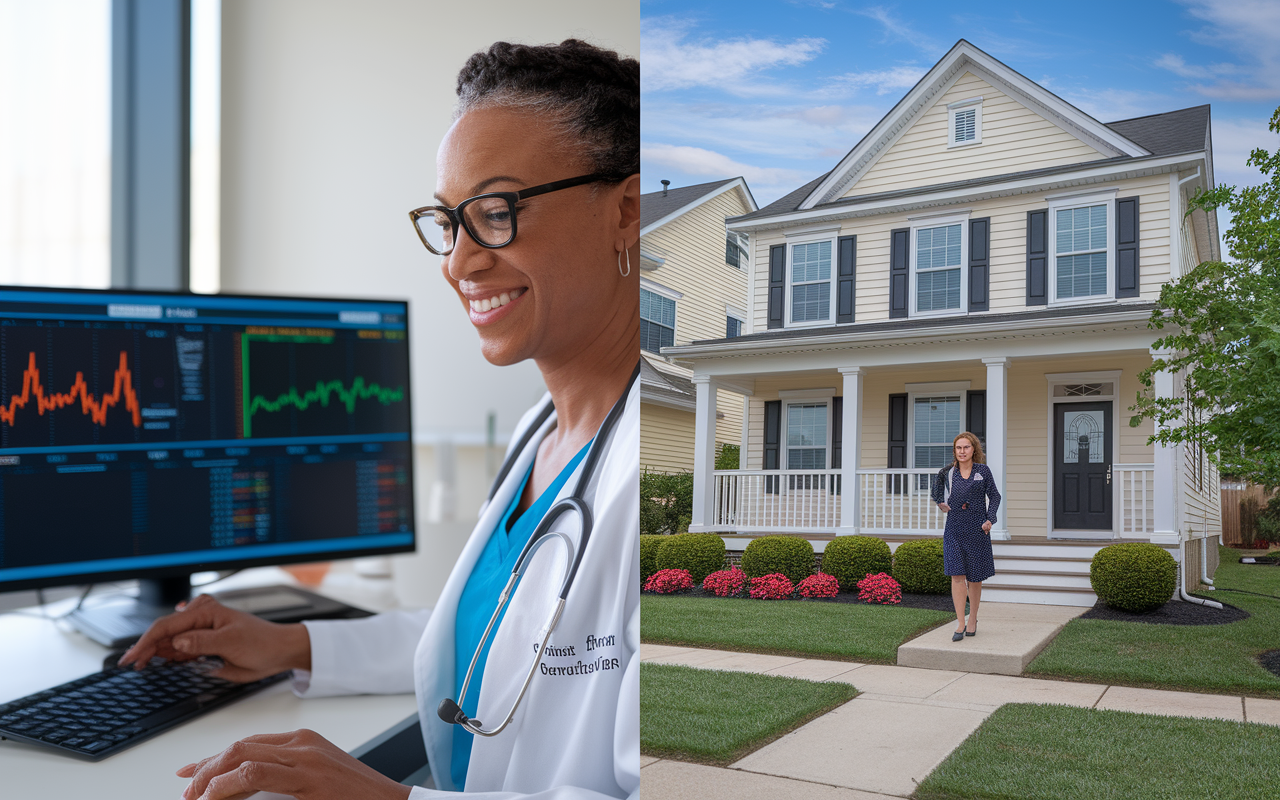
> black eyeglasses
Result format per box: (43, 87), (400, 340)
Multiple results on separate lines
(409, 173), (611, 256)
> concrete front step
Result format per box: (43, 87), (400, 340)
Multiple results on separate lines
(897, 602), (1089, 674)
(987, 571), (1093, 590)
(981, 586), (1098, 606)
(996, 557), (1092, 573)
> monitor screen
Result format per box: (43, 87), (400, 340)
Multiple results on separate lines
(0, 286), (415, 593)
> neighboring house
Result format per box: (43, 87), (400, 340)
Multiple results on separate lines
(640, 178), (758, 474)
(665, 41), (1222, 606)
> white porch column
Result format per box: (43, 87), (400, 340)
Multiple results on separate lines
(739, 395), (750, 466)
(837, 367), (863, 536)
(1150, 349), (1179, 545)
(982, 357), (1010, 541)
(689, 375), (718, 532)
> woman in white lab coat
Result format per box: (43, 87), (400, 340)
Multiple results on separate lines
(121, 39), (640, 800)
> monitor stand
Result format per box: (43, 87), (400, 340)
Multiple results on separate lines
(68, 576), (375, 650)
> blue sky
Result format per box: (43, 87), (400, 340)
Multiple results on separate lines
(640, 0), (1280, 219)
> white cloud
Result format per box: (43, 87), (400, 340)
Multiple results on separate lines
(1211, 117), (1279, 189)
(854, 6), (945, 57)
(828, 65), (925, 96)
(641, 16), (825, 95)
(1154, 0), (1280, 101)
(1058, 88), (1175, 123)
(642, 144), (817, 204)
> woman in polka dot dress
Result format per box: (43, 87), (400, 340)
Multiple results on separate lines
(930, 431), (1001, 642)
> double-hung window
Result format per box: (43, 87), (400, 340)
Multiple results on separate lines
(910, 213), (968, 317)
(788, 239), (833, 325)
(785, 402), (828, 469)
(1048, 191), (1115, 304)
(725, 231), (748, 269)
(640, 287), (676, 353)
(906, 382), (968, 489)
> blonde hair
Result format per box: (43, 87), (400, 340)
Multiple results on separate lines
(951, 431), (986, 469)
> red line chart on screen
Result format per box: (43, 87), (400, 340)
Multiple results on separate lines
(0, 351), (143, 428)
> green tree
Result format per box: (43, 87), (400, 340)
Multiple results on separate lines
(639, 470), (693, 536)
(1131, 107), (1280, 487)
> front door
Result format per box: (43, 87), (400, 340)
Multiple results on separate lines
(1053, 401), (1112, 531)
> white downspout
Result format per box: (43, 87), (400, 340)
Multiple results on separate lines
(1200, 527), (1215, 588)
(1179, 537), (1222, 609)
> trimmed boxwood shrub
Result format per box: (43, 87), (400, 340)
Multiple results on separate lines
(740, 536), (814, 584)
(821, 535), (892, 591)
(656, 532), (726, 585)
(639, 535), (664, 583)
(892, 539), (949, 594)
(1091, 542), (1177, 612)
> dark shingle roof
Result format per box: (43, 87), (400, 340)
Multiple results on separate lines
(640, 358), (695, 408)
(641, 178), (740, 230)
(1106, 105), (1210, 158)
(729, 106), (1211, 225)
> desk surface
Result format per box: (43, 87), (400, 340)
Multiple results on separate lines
(0, 573), (418, 800)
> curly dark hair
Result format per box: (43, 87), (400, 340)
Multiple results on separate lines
(455, 39), (639, 181)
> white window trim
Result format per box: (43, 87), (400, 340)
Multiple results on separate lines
(1047, 190), (1116, 308)
(640, 277), (682, 301)
(1043, 370), (1123, 538)
(781, 396), (833, 471)
(784, 230), (838, 328)
(726, 230), (749, 270)
(947, 96), (983, 148)
(906, 385), (970, 472)
(909, 212), (970, 319)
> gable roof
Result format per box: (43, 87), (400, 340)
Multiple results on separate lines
(799, 40), (1151, 211)
(641, 177), (758, 234)
(639, 357), (695, 410)
(729, 104), (1213, 226)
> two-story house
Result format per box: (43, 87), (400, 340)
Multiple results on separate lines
(664, 41), (1222, 606)
(640, 178), (757, 474)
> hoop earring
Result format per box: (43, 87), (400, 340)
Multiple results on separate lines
(618, 248), (631, 277)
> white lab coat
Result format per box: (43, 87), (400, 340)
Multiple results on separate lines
(293, 380), (640, 799)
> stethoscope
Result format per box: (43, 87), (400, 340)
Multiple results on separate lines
(437, 361), (639, 738)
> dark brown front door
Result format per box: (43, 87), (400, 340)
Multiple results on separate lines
(1053, 401), (1112, 530)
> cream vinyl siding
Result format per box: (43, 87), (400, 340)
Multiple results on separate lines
(749, 175), (1173, 332)
(640, 403), (696, 474)
(847, 72), (1106, 197)
(1175, 371), (1222, 537)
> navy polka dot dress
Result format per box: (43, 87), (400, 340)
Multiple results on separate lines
(930, 462), (1000, 583)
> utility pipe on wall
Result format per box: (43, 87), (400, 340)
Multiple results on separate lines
(1178, 537), (1223, 609)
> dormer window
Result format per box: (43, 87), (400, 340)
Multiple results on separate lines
(947, 97), (982, 148)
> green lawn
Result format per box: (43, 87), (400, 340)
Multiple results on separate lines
(1026, 546), (1280, 698)
(640, 595), (953, 663)
(639, 663), (857, 765)
(916, 703), (1280, 800)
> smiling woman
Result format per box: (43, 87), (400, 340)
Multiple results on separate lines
(121, 39), (640, 800)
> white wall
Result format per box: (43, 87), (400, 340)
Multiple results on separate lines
(220, 0), (639, 446)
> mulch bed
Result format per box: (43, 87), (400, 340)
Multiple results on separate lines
(1259, 650), (1280, 680)
(643, 586), (956, 611)
(1078, 597), (1250, 626)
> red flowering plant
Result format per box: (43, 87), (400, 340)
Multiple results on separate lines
(796, 573), (839, 598)
(856, 572), (902, 604)
(749, 573), (794, 600)
(702, 567), (746, 597)
(643, 568), (693, 594)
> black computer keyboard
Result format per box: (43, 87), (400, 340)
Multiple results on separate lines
(0, 658), (288, 760)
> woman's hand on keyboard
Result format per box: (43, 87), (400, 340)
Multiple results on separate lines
(176, 728), (411, 800)
(117, 594), (311, 683)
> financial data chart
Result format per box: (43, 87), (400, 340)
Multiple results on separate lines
(0, 289), (414, 590)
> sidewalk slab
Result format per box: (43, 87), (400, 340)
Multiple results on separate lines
(640, 644), (698, 661)
(928, 672), (1107, 709)
(1095, 685), (1244, 721)
(730, 697), (990, 797)
(896, 603), (1086, 676)
(640, 755), (661, 768)
(683, 652), (806, 674)
(1245, 697), (1280, 726)
(643, 648), (742, 667)
(763, 658), (865, 684)
(641, 760), (905, 800)
(834, 664), (964, 698)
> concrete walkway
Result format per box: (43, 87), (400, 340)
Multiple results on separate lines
(640, 643), (1280, 799)
(897, 601), (1087, 675)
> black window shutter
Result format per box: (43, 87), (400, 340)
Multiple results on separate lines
(888, 393), (907, 495)
(831, 396), (843, 496)
(836, 235), (856, 323)
(969, 217), (990, 312)
(966, 390), (986, 448)
(1116, 196), (1140, 298)
(764, 400), (781, 493)
(767, 245), (785, 329)
(1026, 210), (1047, 305)
(889, 228), (909, 318)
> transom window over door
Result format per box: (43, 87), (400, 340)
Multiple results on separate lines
(640, 288), (675, 353)
(786, 403), (827, 469)
(1056, 205), (1107, 299)
(790, 241), (832, 323)
(916, 224), (962, 312)
(913, 395), (961, 486)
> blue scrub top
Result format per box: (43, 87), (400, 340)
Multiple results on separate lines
(450, 439), (592, 790)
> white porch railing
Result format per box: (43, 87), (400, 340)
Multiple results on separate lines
(856, 469), (947, 535)
(710, 469), (841, 532)
(1115, 464), (1155, 536)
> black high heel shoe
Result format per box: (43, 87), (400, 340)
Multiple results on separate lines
(952, 629), (965, 642)
(965, 626), (977, 637)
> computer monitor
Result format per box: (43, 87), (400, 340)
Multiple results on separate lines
(0, 285), (415, 642)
